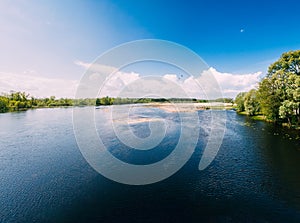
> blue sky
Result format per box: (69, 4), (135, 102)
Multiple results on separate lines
(0, 0), (300, 97)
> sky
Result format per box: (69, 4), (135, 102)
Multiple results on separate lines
(0, 0), (300, 98)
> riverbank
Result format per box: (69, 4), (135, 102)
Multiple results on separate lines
(237, 111), (267, 121)
(237, 111), (300, 131)
(1, 101), (234, 114)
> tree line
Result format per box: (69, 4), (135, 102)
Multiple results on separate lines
(235, 50), (300, 127)
(94, 97), (234, 106)
(95, 97), (213, 106)
(0, 90), (234, 113)
(0, 91), (96, 112)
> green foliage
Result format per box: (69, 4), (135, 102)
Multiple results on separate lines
(197, 99), (209, 103)
(268, 50), (300, 76)
(95, 98), (101, 106)
(95, 96), (115, 106)
(258, 50), (300, 125)
(235, 50), (300, 127)
(235, 92), (246, 112)
(0, 91), (215, 113)
(244, 89), (260, 116)
(100, 96), (114, 105)
(95, 97), (201, 106)
(234, 90), (260, 115)
(213, 98), (234, 103)
(4, 91), (32, 111)
(279, 100), (299, 124)
(0, 96), (9, 113)
(73, 98), (95, 106)
(0, 91), (77, 112)
(257, 77), (281, 121)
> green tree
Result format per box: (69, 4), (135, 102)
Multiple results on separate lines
(244, 89), (260, 116)
(258, 50), (300, 124)
(0, 96), (9, 113)
(235, 92), (246, 112)
(95, 98), (101, 106)
(279, 100), (299, 126)
(5, 91), (32, 111)
(268, 50), (300, 76)
(99, 96), (114, 105)
(257, 77), (281, 120)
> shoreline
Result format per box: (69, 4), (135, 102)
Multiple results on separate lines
(237, 111), (300, 130)
(0, 102), (234, 114)
(143, 102), (233, 113)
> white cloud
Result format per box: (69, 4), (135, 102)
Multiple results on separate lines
(0, 72), (78, 98)
(0, 63), (261, 99)
(97, 67), (262, 99)
(100, 71), (140, 97)
(75, 60), (262, 99)
(74, 60), (117, 74)
(207, 67), (262, 97)
(163, 74), (178, 83)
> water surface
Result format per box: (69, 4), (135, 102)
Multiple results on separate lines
(0, 106), (300, 222)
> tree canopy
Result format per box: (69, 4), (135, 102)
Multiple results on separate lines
(235, 50), (300, 127)
(0, 91), (77, 112)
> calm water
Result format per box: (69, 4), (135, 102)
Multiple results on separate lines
(0, 106), (300, 222)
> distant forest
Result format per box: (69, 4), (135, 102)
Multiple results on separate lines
(0, 91), (233, 113)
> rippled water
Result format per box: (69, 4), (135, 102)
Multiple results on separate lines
(0, 106), (300, 222)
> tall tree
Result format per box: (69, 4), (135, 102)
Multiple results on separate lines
(95, 98), (101, 106)
(244, 89), (260, 116)
(235, 92), (246, 112)
(0, 96), (9, 113)
(258, 50), (300, 124)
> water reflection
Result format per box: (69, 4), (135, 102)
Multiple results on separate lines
(0, 107), (299, 222)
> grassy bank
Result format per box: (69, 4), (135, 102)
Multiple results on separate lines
(237, 111), (300, 130)
(237, 111), (267, 121)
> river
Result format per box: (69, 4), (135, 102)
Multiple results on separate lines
(0, 106), (300, 222)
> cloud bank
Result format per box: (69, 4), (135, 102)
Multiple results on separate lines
(0, 72), (77, 98)
(208, 67), (262, 97)
(0, 64), (262, 99)
(75, 62), (262, 99)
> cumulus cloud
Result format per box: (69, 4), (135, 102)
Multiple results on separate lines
(99, 71), (140, 97)
(75, 61), (263, 99)
(0, 63), (262, 99)
(207, 67), (262, 97)
(96, 66), (262, 99)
